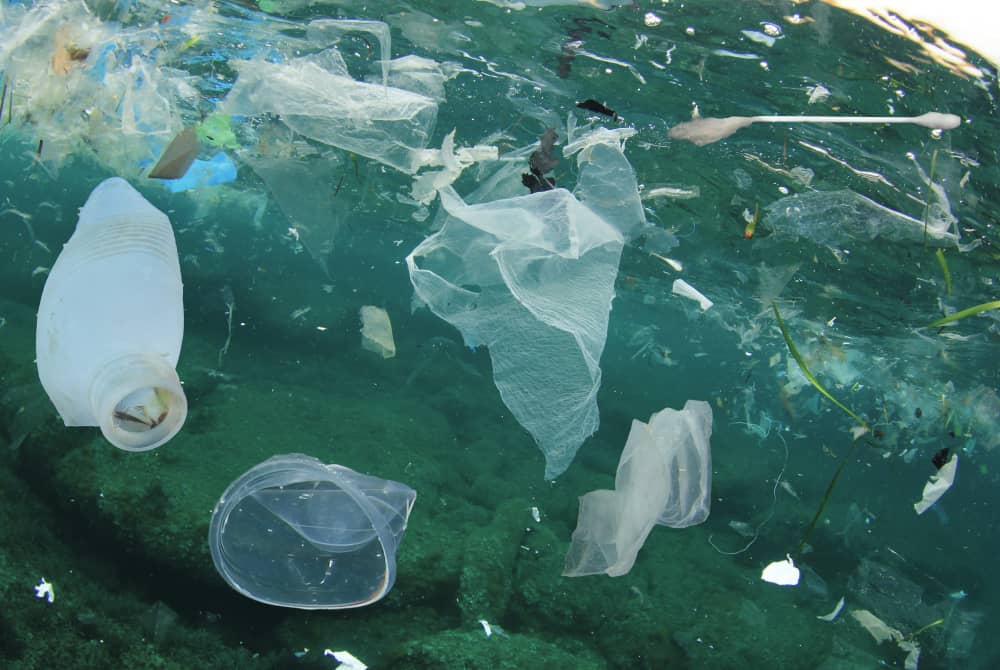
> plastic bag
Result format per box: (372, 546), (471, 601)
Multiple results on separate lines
(222, 51), (438, 173)
(407, 185), (623, 479)
(563, 400), (713, 577)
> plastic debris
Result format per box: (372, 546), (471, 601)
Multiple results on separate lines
(324, 649), (367, 670)
(222, 51), (438, 173)
(34, 577), (54, 603)
(764, 190), (958, 247)
(245, 153), (343, 277)
(360, 306), (396, 359)
(36, 178), (187, 451)
(914, 452), (958, 515)
(672, 279), (714, 311)
(576, 99), (618, 119)
(407, 184), (624, 479)
(571, 137), (647, 240)
(209, 454), (416, 609)
(383, 55), (462, 101)
(148, 127), (200, 180)
(411, 130), (499, 204)
(564, 400), (713, 577)
(851, 609), (921, 669)
(197, 114), (240, 150)
(162, 153), (238, 193)
(817, 596), (845, 621)
(852, 608), (902, 643)
(761, 555), (800, 586)
(669, 111), (959, 146)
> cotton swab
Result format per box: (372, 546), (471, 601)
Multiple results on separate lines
(668, 111), (961, 146)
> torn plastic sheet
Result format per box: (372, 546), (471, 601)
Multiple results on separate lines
(914, 452), (958, 515)
(851, 609), (921, 670)
(223, 52), (438, 173)
(764, 189), (958, 247)
(410, 130), (499, 205)
(381, 55), (464, 101)
(306, 19), (391, 85)
(572, 138), (647, 240)
(563, 126), (636, 157)
(244, 153), (345, 277)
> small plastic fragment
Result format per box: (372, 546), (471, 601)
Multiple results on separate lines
(324, 649), (367, 670)
(162, 153), (238, 193)
(761, 555), (800, 586)
(360, 306), (396, 359)
(672, 279), (713, 310)
(914, 452), (957, 515)
(34, 577), (54, 603)
(817, 596), (845, 621)
(148, 127), (200, 180)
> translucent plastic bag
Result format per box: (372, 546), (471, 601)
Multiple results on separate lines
(407, 185), (624, 479)
(764, 189), (958, 247)
(222, 51), (438, 173)
(563, 400), (713, 577)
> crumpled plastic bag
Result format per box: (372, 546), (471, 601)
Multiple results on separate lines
(563, 400), (713, 577)
(222, 50), (438, 173)
(407, 185), (624, 479)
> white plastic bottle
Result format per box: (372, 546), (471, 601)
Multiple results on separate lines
(36, 178), (187, 451)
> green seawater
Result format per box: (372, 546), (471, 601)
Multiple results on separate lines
(1, 1), (998, 668)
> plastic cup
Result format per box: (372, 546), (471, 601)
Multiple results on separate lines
(208, 454), (416, 609)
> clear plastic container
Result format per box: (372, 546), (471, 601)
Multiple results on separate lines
(208, 454), (416, 610)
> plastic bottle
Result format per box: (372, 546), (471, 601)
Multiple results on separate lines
(36, 178), (187, 451)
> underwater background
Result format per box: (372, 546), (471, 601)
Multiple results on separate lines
(1, 0), (998, 668)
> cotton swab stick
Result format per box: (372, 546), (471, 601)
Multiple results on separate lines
(669, 111), (961, 146)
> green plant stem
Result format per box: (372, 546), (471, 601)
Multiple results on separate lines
(906, 618), (944, 641)
(935, 249), (951, 296)
(928, 300), (1000, 328)
(772, 303), (868, 428)
(795, 438), (861, 557)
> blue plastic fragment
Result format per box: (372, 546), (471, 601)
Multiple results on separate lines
(163, 152), (237, 193)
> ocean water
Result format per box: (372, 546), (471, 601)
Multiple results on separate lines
(1, 1), (998, 668)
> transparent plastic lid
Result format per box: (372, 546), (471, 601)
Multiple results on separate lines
(208, 454), (416, 609)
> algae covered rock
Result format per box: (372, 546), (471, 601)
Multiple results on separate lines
(457, 499), (529, 623)
(390, 629), (606, 670)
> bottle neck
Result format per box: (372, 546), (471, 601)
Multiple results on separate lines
(89, 354), (187, 451)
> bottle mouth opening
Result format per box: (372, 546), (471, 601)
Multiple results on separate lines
(94, 362), (187, 452)
(112, 386), (174, 433)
